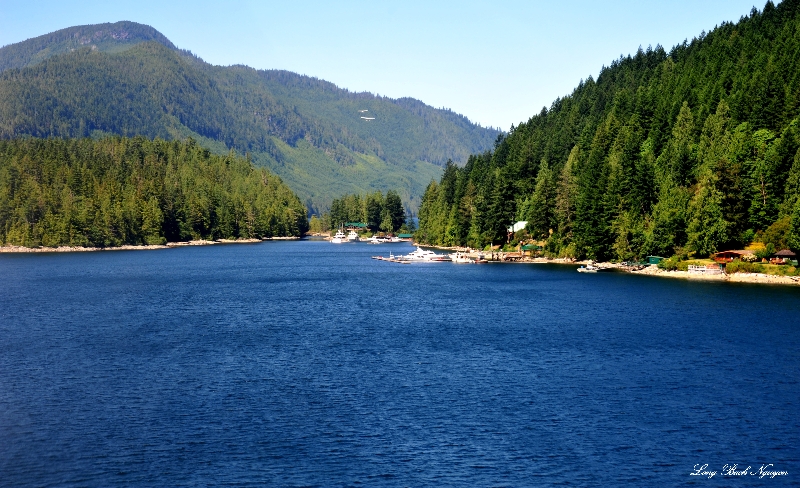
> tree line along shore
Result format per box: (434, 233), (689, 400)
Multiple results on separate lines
(0, 236), (301, 253)
(0, 137), (309, 248)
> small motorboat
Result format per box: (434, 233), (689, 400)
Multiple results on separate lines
(451, 252), (474, 263)
(577, 263), (604, 273)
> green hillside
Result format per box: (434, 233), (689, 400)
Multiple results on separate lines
(0, 136), (309, 247)
(0, 22), (500, 212)
(417, 0), (800, 259)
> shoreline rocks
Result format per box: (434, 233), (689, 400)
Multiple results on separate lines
(423, 244), (800, 286)
(0, 244), (170, 253)
(0, 237), (299, 253)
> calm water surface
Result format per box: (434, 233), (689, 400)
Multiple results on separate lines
(1, 240), (798, 487)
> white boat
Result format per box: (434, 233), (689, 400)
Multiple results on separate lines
(367, 235), (389, 244)
(399, 246), (451, 262)
(367, 235), (402, 244)
(577, 263), (600, 273)
(451, 251), (474, 263)
(346, 230), (360, 242)
(331, 228), (347, 243)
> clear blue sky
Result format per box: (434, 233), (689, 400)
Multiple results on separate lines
(0, 1), (770, 130)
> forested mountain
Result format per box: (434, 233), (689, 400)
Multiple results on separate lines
(418, 0), (800, 260)
(0, 137), (308, 247)
(0, 22), (501, 212)
(0, 21), (176, 72)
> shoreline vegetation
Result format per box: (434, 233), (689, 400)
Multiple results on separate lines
(0, 236), (299, 253)
(3, 237), (797, 286)
(425, 244), (800, 286)
(0, 137), (309, 248)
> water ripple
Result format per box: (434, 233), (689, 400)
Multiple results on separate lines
(0, 242), (798, 486)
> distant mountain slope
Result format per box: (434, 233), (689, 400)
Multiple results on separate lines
(0, 21), (176, 71)
(0, 23), (501, 212)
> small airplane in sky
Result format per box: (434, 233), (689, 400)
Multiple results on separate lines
(360, 116), (375, 121)
(358, 109), (368, 113)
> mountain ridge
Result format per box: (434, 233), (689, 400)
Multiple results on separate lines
(0, 22), (501, 212)
(0, 21), (177, 71)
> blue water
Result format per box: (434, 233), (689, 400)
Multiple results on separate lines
(1, 240), (798, 487)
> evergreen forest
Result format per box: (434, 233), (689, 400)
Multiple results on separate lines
(0, 22), (500, 212)
(417, 0), (800, 260)
(0, 137), (308, 247)
(313, 190), (408, 233)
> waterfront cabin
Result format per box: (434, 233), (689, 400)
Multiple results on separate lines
(646, 256), (666, 265)
(712, 250), (754, 263)
(771, 249), (797, 265)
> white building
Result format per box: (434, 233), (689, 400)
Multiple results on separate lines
(507, 221), (527, 233)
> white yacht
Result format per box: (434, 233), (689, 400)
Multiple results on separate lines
(399, 246), (451, 262)
(367, 235), (388, 244)
(346, 230), (360, 242)
(331, 228), (347, 243)
(367, 235), (402, 244)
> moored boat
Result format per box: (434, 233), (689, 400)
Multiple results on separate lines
(577, 263), (608, 273)
(367, 235), (390, 244)
(451, 251), (474, 263)
(398, 246), (451, 262)
(331, 228), (347, 243)
(367, 234), (403, 244)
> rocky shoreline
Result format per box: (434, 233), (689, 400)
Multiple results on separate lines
(0, 236), (300, 253)
(431, 246), (800, 287)
(629, 264), (799, 285)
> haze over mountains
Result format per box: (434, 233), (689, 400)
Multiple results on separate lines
(0, 21), (501, 213)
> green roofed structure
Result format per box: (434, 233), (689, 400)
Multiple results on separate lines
(521, 244), (542, 256)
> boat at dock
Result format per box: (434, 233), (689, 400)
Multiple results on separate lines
(451, 251), (474, 263)
(331, 228), (347, 244)
(367, 235), (403, 244)
(346, 230), (360, 242)
(371, 251), (411, 263)
(399, 246), (451, 262)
